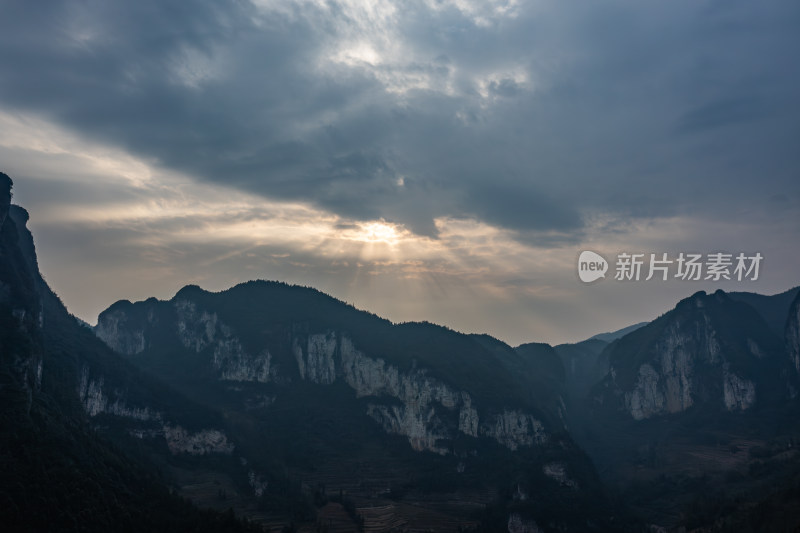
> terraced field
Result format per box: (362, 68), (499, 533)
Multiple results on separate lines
(301, 503), (360, 532)
(167, 445), (496, 532)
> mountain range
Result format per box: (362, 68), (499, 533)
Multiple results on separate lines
(2, 170), (800, 532)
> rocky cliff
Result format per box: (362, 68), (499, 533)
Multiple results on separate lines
(93, 280), (625, 531)
(0, 179), (237, 459)
(787, 291), (800, 375)
(94, 305), (148, 355)
(0, 172), (261, 532)
(294, 331), (546, 453)
(98, 295), (551, 455)
(594, 290), (791, 421)
(0, 172), (10, 227)
(76, 363), (234, 455)
(570, 288), (800, 532)
(0, 173), (43, 412)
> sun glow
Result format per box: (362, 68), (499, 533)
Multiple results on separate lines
(351, 221), (402, 245)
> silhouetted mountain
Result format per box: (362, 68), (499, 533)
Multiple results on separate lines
(513, 342), (565, 384)
(589, 322), (648, 343)
(593, 290), (794, 421)
(95, 282), (629, 531)
(570, 289), (800, 529)
(0, 173), (261, 532)
(787, 291), (800, 377)
(730, 286), (800, 338)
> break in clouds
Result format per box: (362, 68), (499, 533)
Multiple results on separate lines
(0, 0), (798, 344)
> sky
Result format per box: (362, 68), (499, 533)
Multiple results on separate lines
(0, 0), (798, 346)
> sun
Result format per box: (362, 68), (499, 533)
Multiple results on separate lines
(357, 221), (400, 245)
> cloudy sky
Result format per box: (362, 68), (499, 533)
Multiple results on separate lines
(1, 0), (798, 345)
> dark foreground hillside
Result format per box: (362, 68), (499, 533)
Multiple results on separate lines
(0, 172), (262, 532)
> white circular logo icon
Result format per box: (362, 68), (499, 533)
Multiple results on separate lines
(578, 251), (608, 283)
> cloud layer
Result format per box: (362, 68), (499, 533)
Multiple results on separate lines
(3, 0), (797, 238)
(1, 0), (798, 344)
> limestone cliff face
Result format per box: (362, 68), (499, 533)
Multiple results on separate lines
(97, 298), (275, 383)
(95, 308), (147, 355)
(77, 364), (234, 455)
(507, 513), (541, 533)
(601, 291), (768, 421)
(98, 304), (550, 453)
(175, 298), (274, 382)
(248, 470), (269, 498)
(621, 320), (711, 420)
(0, 176), (44, 410)
(542, 462), (578, 489)
(95, 283), (565, 461)
(175, 299), (218, 352)
(294, 331), (547, 453)
(77, 365), (159, 420)
(787, 293), (800, 375)
(162, 425), (234, 455)
(293, 331), (336, 384)
(0, 172), (10, 228)
(722, 366), (756, 411)
(484, 409), (546, 451)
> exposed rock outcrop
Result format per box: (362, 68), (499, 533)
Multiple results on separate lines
(484, 409), (546, 451)
(0, 172), (11, 227)
(598, 291), (782, 421)
(543, 462), (578, 489)
(77, 365), (233, 455)
(722, 367), (756, 411)
(248, 470), (269, 498)
(621, 320), (704, 420)
(175, 299), (218, 352)
(95, 307), (146, 355)
(294, 331), (547, 453)
(98, 297), (276, 383)
(507, 513), (541, 533)
(787, 292), (800, 374)
(77, 365), (159, 420)
(213, 338), (272, 382)
(0, 175), (44, 410)
(163, 425), (234, 455)
(175, 299), (275, 382)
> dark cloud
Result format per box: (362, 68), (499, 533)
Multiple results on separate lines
(1, 0), (798, 240)
(677, 97), (765, 134)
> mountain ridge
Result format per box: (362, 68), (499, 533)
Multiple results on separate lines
(94, 275), (629, 531)
(0, 172), (262, 532)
